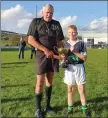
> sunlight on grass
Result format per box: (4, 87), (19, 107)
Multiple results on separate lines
(1, 49), (108, 117)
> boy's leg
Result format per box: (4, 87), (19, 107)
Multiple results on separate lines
(68, 85), (74, 109)
(78, 84), (86, 106)
(64, 85), (74, 117)
(67, 85), (74, 115)
(78, 84), (91, 117)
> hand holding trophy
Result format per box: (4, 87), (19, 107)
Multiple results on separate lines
(53, 46), (69, 60)
(53, 46), (70, 68)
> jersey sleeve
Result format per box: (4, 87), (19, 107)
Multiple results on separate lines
(64, 41), (70, 48)
(56, 22), (64, 41)
(27, 18), (38, 39)
(81, 41), (87, 56)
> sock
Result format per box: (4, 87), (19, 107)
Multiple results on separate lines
(81, 105), (88, 112)
(68, 105), (73, 111)
(45, 86), (52, 108)
(35, 93), (42, 110)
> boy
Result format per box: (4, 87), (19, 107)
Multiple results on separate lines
(63, 25), (91, 117)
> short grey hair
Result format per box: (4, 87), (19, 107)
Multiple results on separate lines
(42, 4), (54, 13)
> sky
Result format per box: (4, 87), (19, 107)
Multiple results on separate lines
(1, 1), (107, 34)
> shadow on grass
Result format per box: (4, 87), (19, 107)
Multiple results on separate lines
(74, 96), (108, 106)
(1, 84), (30, 88)
(72, 96), (108, 116)
(1, 96), (33, 103)
(1, 65), (25, 68)
(2, 61), (29, 65)
(50, 96), (108, 117)
(1, 61), (30, 68)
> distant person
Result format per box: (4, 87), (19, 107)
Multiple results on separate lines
(18, 37), (26, 59)
(63, 25), (91, 117)
(30, 45), (36, 59)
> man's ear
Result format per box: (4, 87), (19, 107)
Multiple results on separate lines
(42, 10), (44, 16)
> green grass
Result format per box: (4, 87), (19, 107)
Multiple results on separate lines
(1, 49), (108, 117)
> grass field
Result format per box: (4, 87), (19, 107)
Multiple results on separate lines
(1, 49), (108, 117)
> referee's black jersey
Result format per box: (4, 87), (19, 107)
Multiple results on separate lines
(27, 17), (64, 50)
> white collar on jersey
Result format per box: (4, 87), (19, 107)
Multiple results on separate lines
(67, 39), (79, 46)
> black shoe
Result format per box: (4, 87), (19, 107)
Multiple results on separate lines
(35, 109), (43, 118)
(84, 111), (91, 118)
(45, 106), (56, 114)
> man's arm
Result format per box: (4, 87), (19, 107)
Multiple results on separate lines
(28, 35), (54, 58)
(57, 40), (64, 48)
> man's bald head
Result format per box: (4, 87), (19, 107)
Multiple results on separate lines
(42, 4), (54, 13)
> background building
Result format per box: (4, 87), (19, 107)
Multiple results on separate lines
(79, 32), (107, 48)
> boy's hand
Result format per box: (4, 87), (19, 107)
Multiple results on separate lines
(70, 46), (75, 52)
(70, 46), (78, 53)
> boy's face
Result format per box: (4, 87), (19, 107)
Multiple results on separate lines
(67, 28), (78, 40)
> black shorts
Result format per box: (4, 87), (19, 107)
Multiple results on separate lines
(36, 51), (59, 75)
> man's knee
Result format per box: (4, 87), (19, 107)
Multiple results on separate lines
(36, 83), (44, 89)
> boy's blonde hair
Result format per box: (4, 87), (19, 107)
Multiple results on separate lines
(68, 25), (77, 32)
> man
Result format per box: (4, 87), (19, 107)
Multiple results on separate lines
(30, 45), (36, 59)
(27, 4), (64, 117)
(18, 37), (26, 59)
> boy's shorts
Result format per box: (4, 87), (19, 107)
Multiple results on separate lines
(63, 64), (86, 85)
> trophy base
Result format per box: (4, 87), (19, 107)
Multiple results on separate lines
(59, 60), (69, 68)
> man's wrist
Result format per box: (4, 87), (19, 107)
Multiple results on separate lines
(43, 48), (47, 53)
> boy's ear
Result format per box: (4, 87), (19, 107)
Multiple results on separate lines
(67, 32), (69, 37)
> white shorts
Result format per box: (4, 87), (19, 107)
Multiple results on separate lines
(63, 64), (86, 85)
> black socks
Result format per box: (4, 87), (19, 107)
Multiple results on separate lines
(35, 93), (42, 110)
(45, 86), (52, 108)
(35, 86), (52, 111)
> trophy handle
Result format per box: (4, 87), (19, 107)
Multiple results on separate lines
(53, 46), (59, 54)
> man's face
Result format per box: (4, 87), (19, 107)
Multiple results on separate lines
(42, 7), (53, 22)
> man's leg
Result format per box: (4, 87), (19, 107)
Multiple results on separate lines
(22, 49), (24, 59)
(31, 50), (33, 59)
(18, 49), (21, 59)
(35, 74), (45, 117)
(45, 72), (55, 113)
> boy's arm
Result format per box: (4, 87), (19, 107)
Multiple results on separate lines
(73, 52), (87, 61)
(70, 46), (87, 62)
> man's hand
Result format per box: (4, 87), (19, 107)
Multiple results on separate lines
(53, 54), (66, 60)
(44, 48), (54, 58)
